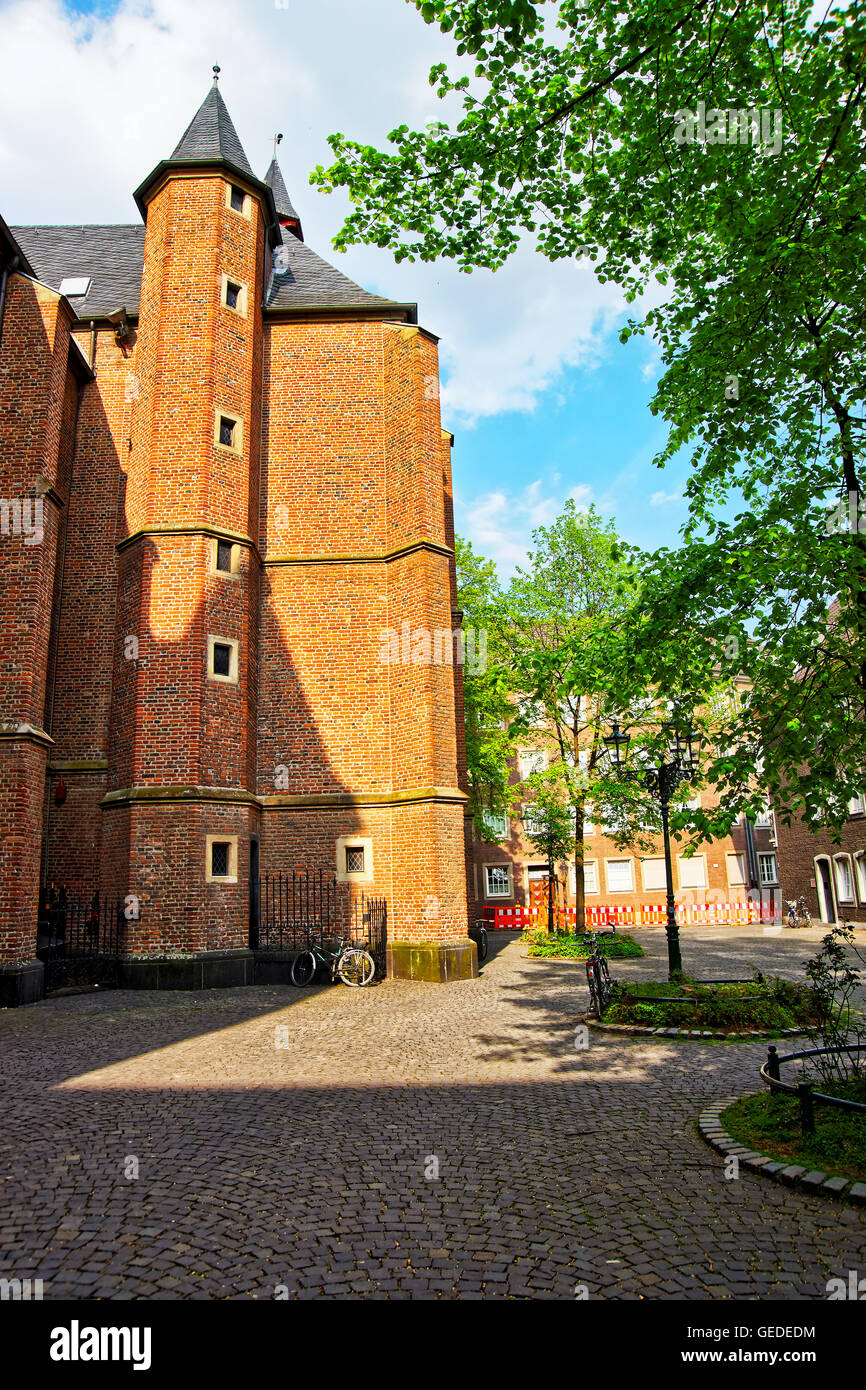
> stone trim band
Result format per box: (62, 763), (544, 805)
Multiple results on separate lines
(116, 527), (453, 568)
(100, 784), (468, 810)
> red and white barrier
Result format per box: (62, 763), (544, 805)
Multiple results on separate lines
(482, 895), (780, 930)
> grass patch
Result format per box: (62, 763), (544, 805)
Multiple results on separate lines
(523, 930), (644, 960)
(599, 974), (821, 1032)
(722, 1081), (866, 1183)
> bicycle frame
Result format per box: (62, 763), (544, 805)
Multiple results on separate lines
(585, 932), (613, 1016)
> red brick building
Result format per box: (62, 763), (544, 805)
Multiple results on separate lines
(469, 715), (781, 928)
(0, 77), (474, 1002)
(774, 798), (866, 926)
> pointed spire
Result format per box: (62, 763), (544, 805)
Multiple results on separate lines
(133, 76), (280, 243)
(264, 157), (303, 241)
(169, 82), (255, 179)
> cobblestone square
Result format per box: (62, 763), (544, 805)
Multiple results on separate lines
(1, 928), (863, 1300)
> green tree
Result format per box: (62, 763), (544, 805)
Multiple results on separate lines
(521, 776), (575, 934)
(506, 501), (648, 926)
(314, 0), (866, 832)
(454, 535), (517, 836)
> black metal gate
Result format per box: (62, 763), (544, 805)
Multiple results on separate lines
(36, 888), (125, 993)
(256, 869), (387, 977)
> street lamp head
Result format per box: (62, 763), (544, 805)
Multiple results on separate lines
(604, 719), (630, 768)
(684, 726), (699, 770)
(668, 723), (700, 772)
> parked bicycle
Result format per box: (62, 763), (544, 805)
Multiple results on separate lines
(471, 919), (489, 963)
(584, 931), (613, 1016)
(786, 896), (812, 929)
(290, 937), (376, 987)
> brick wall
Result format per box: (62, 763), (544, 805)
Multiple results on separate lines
(774, 813), (866, 923)
(0, 275), (78, 957)
(1, 168), (469, 963)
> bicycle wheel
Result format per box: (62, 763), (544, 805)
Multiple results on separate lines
(337, 948), (376, 987)
(477, 927), (489, 963)
(290, 950), (317, 987)
(586, 960), (600, 1014)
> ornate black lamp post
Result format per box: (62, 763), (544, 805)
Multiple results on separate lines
(603, 719), (700, 978)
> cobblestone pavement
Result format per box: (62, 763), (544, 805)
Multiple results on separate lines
(1, 929), (864, 1300)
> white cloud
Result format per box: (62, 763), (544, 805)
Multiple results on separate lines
(650, 490), (682, 506)
(0, 0), (630, 425)
(457, 478), (601, 576)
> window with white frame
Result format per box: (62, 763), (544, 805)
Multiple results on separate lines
(582, 801), (595, 836)
(753, 804), (772, 829)
(726, 852), (747, 886)
(557, 696), (576, 727)
(518, 696), (542, 725)
(581, 861), (599, 894)
(849, 793), (866, 817)
(518, 749), (547, 780)
(606, 859), (634, 892)
(641, 857), (667, 891)
(677, 854), (707, 890)
(601, 805), (626, 835)
(855, 853), (866, 902)
(485, 864), (512, 898)
(758, 853), (778, 885)
(482, 810), (508, 840)
(834, 855), (855, 903)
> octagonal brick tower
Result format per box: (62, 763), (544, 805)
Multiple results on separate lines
(102, 77), (271, 950)
(96, 77), (473, 978)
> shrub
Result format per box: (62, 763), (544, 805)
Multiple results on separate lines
(802, 925), (866, 1086)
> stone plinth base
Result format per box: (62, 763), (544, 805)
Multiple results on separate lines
(118, 949), (256, 991)
(0, 959), (44, 1007)
(386, 938), (477, 983)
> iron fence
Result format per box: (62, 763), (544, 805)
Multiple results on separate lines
(257, 869), (387, 976)
(36, 887), (125, 993)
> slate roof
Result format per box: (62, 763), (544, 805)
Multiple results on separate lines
(170, 84), (255, 179)
(0, 213), (35, 276)
(264, 158), (301, 227)
(9, 85), (415, 323)
(10, 221), (414, 321)
(265, 224), (410, 314)
(10, 224), (145, 318)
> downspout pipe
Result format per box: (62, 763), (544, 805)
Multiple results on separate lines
(0, 253), (20, 356)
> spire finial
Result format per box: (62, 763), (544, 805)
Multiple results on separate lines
(212, 64), (221, 85)
(273, 132), (283, 161)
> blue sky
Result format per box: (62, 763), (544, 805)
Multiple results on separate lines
(4, 0), (694, 572)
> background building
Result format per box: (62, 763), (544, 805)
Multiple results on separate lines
(774, 796), (866, 925)
(468, 696), (781, 927)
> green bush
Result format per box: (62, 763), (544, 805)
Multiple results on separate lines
(601, 973), (821, 1032)
(523, 929), (644, 960)
(722, 1085), (866, 1183)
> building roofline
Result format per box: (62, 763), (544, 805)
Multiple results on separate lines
(0, 212), (35, 277)
(132, 160), (281, 247)
(263, 302), (420, 326)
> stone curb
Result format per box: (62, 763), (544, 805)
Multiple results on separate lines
(698, 1093), (866, 1205)
(585, 1019), (808, 1040)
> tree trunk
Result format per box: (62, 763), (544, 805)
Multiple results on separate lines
(574, 800), (585, 932)
(547, 851), (554, 935)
